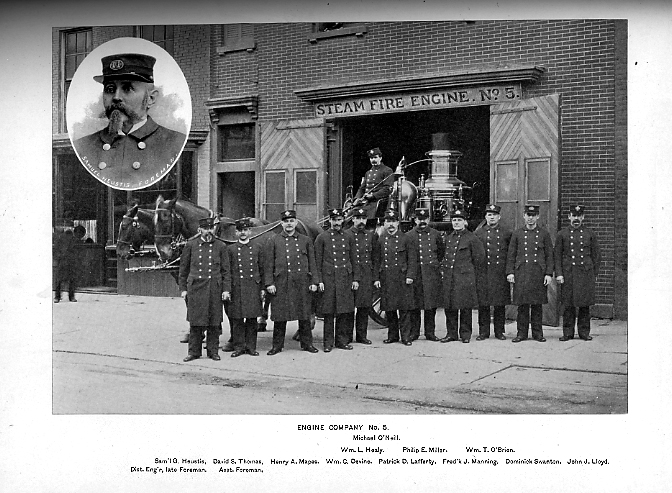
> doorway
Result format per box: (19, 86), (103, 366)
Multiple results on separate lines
(218, 171), (256, 219)
(338, 106), (491, 223)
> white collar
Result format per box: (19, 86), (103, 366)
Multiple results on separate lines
(119, 118), (147, 135)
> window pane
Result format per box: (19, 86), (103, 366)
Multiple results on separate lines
(496, 162), (518, 201)
(265, 172), (285, 204)
(527, 158), (550, 201)
(218, 124), (255, 160)
(66, 32), (76, 53)
(65, 55), (76, 79)
(76, 31), (87, 52)
(165, 39), (174, 55)
(295, 171), (316, 203)
(166, 25), (174, 38)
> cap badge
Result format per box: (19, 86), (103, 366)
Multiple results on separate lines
(109, 59), (124, 70)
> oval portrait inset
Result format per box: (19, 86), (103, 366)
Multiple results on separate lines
(67, 37), (191, 191)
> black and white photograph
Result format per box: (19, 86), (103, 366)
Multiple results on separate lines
(1, 1), (671, 491)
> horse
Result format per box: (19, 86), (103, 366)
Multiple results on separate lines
(116, 201), (156, 260)
(153, 195), (323, 333)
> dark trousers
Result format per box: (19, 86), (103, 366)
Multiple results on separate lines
(409, 309), (437, 340)
(231, 318), (258, 352)
(563, 305), (591, 338)
(352, 307), (369, 343)
(516, 304), (543, 340)
(188, 325), (220, 357)
(478, 305), (506, 338)
(386, 310), (412, 343)
(54, 278), (76, 300)
(445, 309), (473, 340)
(272, 320), (313, 350)
(323, 313), (354, 349)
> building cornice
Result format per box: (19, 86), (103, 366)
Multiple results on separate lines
(295, 65), (546, 102)
(205, 95), (259, 123)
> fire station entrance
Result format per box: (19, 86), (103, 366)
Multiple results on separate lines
(325, 94), (561, 325)
(334, 105), (491, 226)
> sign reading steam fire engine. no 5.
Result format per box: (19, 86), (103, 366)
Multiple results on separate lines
(315, 84), (522, 117)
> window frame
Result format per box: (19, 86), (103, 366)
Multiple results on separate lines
(217, 122), (257, 162)
(263, 170), (287, 221)
(308, 23), (367, 43)
(60, 28), (92, 133)
(217, 23), (256, 54)
(136, 25), (175, 55)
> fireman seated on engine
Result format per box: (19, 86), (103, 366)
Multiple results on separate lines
(353, 147), (394, 227)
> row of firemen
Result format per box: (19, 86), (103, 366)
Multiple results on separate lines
(178, 202), (601, 362)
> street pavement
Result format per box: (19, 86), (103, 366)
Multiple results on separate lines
(52, 293), (627, 414)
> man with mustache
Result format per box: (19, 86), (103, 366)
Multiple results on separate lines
(439, 209), (485, 344)
(353, 147), (394, 228)
(179, 217), (231, 362)
(554, 205), (602, 341)
(227, 218), (265, 357)
(506, 204), (555, 343)
(314, 209), (360, 352)
(406, 208), (445, 342)
(475, 204), (512, 341)
(73, 53), (187, 188)
(346, 207), (380, 345)
(374, 210), (417, 346)
(264, 210), (320, 355)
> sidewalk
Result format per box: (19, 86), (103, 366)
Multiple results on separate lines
(52, 293), (627, 414)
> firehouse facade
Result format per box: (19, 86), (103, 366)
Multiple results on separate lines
(52, 21), (627, 320)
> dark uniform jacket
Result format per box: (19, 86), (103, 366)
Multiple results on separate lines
(440, 229), (486, 310)
(475, 224), (512, 307)
(348, 226), (379, 308)
(178, 236), (231, 326)
(74, 116), (187, 190)
(506, 226), (554, 305)
(405, 226), (445, 309)
(53, 231), (81, 280)
(226, 241), (265, 319)
(314, 229), (361, 315)
(354, 164), (394, 219)
(264, 231), (318, 321)
(554, 225), (601, 307)
(373, 230), (417, 311)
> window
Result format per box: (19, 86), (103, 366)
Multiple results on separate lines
(61, 28), (92, 132)
(138, 25), (174, 55)
(218, 123), (255, 161)
(294, 169), (318, 221)
(264, 171), (286, 221)
(308, 22), (367, 43)
(218, 24), (255, 54)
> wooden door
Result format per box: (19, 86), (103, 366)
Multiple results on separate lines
(491, 94), (561, 326)
(260, 119), (325, 222)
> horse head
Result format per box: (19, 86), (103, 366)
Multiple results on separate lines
(154, 195), (184, 262)
(117, 202), (155, 259)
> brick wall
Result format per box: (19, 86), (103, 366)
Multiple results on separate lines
(210, 20), (623, 311)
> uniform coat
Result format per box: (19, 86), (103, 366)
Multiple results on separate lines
(348, 227), (379, 308)
(354, 164), (394, 219)
(506, 226), (554, 305)
(226, 241), (265, 319)
(314, 229), (360, 315)
(405, 226), (445, 309)
(74, 116), (187, 189)
(178, 236), (231, 326)
(475, 224), (512, 306)
(440, 229), (486, 309)
(53, 231), (80, 280)
(554, 225), (601, 306)
(264, 231), (318, 321)
(373, 230), (417, 311)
